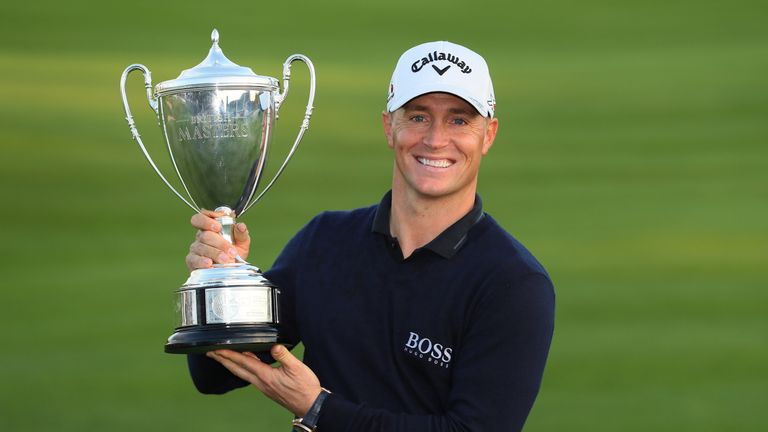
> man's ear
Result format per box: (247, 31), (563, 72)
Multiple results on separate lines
(482, 117), (499, 155)
(382, 111), (394, 149)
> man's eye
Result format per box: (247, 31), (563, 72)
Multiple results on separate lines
(451, 118), (468, 125)
(410, 115), (426, 122)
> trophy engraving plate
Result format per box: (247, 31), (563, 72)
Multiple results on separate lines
(206, 287), (272, 324)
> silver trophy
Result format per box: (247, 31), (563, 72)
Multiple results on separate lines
(119, 29), (315, 354)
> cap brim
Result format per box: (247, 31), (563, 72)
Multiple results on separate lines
(387, 83), (492, 117)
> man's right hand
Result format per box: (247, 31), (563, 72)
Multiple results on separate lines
(186, 209), (251, 272)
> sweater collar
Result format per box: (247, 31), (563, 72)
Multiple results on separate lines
(371, 190), (485, 259)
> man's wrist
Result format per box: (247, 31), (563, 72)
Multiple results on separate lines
(292, 388), (332, 432)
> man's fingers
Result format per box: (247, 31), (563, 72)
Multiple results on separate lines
(190, 212), (221, 232)
(197, 231), (238, 255)
(190, 240), (236, 264)
(211, 350), (273, 382)
(207, 351), (262, 385)
(189, 211), (245, 266)
(186, 253), (213, 271)
(191, 208), (229, 231)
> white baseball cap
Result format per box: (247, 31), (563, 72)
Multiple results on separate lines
(386, 41), (496, 117)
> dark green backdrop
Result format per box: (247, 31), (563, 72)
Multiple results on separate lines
(1, 0), (766, 430)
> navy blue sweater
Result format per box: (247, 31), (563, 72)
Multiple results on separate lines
(188, 193), (555, 431)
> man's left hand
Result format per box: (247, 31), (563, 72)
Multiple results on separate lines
(207, 344), (322, 417)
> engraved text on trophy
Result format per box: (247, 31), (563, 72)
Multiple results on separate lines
(175, 114), (250, 142)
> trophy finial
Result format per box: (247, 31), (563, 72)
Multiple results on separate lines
(171, 27), (259, 84)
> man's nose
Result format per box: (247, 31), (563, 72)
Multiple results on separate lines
(423, 122), (449, 149)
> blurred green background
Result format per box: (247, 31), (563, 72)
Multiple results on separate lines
(1, 0), (766, 430)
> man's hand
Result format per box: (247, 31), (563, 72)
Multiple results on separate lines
(186, 209), (251, 271)
(207, 345), (322, 417)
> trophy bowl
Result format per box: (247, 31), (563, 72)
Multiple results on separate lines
(119, 29), (315, 354)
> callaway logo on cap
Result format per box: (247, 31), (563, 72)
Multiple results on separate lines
(387, 41), (496, 117)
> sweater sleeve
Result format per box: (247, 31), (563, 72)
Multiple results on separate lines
(317, 272), (555, 432)
(186, 217), (314, 394)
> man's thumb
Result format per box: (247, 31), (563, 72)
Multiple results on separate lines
(271, 344), (298, 367)
(233, 222), (250, 247)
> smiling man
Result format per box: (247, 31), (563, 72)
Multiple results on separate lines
(185, 41), (555, 432)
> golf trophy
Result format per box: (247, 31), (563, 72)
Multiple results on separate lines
(119, 29), (315, 354)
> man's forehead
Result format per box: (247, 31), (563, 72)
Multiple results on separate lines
(400, 92), (480, 115)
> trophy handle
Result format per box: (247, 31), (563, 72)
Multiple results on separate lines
(120, 64), (200, 213)
(242, 54), (316, 214)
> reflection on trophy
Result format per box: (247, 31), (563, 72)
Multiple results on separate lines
(119, 29), (315, 354)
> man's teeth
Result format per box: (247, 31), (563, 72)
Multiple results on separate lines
(417, 157), (452, 168)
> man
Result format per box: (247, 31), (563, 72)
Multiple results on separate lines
(185, 41), (555, 431)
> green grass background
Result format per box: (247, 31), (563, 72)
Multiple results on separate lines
(1, 0), (766, 430)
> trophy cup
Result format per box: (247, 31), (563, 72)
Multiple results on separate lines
(119, 29), (315, 354)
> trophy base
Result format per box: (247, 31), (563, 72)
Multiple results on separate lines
(165, 324), (290, 354)
(168, 263), (287, 355)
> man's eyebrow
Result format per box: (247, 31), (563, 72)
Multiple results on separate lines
(447, 107), (479, 116)
(403, 104), (429, 112)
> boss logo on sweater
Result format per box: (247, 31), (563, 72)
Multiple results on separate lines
(404, 331), (453, 369)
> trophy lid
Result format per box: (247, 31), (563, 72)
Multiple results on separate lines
(183, 263), (275, 289)
(156, 29), (278, 95)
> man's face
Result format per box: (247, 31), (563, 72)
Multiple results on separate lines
(383, 92), (498, 201)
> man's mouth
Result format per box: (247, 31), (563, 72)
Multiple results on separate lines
(417, 157), (454, 168)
